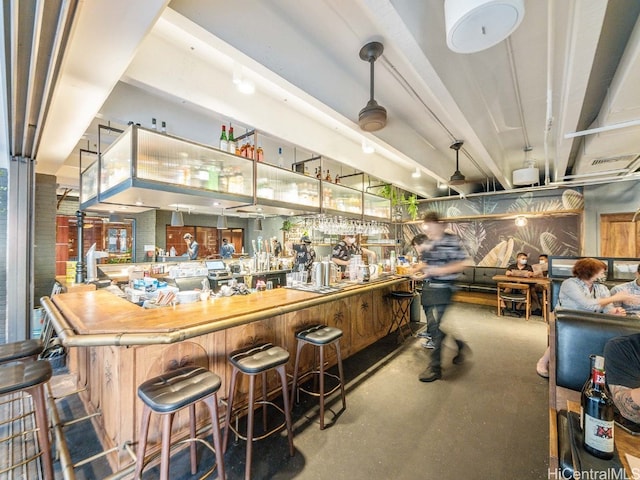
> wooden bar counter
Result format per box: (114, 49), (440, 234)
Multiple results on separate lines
(42, 276), (407, 471)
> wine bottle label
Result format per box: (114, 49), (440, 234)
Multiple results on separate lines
(584, 414), (614, 453)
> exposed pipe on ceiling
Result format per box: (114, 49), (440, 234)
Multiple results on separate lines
(505, 37), (530, 150)
(564, 118), (640, 138)
(543, 0), (554, 186)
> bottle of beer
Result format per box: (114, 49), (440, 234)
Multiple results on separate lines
(228, 126), (237, 154)
(581, 354), (615, 459)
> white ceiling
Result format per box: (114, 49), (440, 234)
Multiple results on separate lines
(7, 0), (640, 207)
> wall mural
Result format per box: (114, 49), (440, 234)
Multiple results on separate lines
(402, 188), (583, 266)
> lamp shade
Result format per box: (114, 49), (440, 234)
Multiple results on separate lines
(217, 215), (228, 229)
(171, 211), (184, 227)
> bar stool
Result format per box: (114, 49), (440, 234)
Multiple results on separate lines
(223, 343), (294, 480)
(497, 282), (531, 320)
(290, 325), (346, 429)
(0, 339), (44, 364)
(134, 366), (226, 480)
(387, 290), (415, 341)
(0, 360), (54, 480)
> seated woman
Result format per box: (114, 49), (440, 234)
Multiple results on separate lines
(535, 257), (635, 377)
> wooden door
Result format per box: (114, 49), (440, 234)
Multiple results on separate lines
(600, 213), (640, 257)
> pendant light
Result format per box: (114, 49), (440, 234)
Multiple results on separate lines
(255, 216), (263, 231)
(171, 207), (184, 227)
(358, 41), (387, 132)
(449, 140), (466, 185)
(217, 209), (228, 229)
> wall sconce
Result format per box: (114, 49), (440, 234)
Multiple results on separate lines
(515, 216), (528, 227)
(171, 208), (184, 227)
(412, 168), (421, 179)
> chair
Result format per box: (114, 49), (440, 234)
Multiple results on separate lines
(223, 343), (294, 479)
(290, 324), (346, 429)
(387, 291), (415, 341)
(0, 360), (54, 480)
(497, 282), (531, 320)
(134, 366), (226, 480)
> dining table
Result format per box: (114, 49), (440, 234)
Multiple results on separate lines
(492, 274), (551, 322)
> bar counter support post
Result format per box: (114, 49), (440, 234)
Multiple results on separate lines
(75, 210), (86, 284)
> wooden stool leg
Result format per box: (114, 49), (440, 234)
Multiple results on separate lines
(319, 344), (326, 429)
(245, 374), (256, 480)
(335, 340), (346, 410)
(261, 371), (268, 432)
(276, 364), (295, 457)
(290, 340), (304, 409)
(135, 405), (152, 479)
(189, 403), (197, 475)
(28, 384), (54, 480)
(203, 394), (226, 480)
(159, 413), (175, 480)
(222, 368), (239, 453)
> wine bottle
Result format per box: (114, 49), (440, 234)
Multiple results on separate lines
(277, 147), (284, 167)
(219, 125), (228, 151)
(228, 126), (237, 154)
(581, 354), (615, 459)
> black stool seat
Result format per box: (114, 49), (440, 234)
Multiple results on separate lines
(0, 360), (52, 395)
(229, 343), (289, 373)
(0, 339), (43, 364)
(296, 325), (343, 345)
(137, 366), (222, 413)
(388, 291), (414, 299)
(500, 292), (527, 302)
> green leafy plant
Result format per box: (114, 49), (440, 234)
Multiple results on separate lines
(404, 194), (419, 221)
(281, 219), (293, 232)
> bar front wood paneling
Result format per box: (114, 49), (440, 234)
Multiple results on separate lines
(44, 276), (406, 471)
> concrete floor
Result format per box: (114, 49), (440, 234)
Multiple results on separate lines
(48, 302), (550, 479)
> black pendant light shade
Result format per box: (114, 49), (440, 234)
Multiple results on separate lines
(449, 140), (466, 185)
(358, 42), (387, 132)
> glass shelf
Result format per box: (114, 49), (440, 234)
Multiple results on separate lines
(100, 129), (133, 194)
(363, 191), (391, 220)
(322, 182), (362, 215)
(256, 163), (320, 208)
(81, 161), (99, 204)
(135, 128), (253, 195)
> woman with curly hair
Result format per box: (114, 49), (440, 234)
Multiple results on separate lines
(536, 257), (637, 377)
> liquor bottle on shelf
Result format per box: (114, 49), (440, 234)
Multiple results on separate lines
(228, 126), (237, 154)
(325, 170), (332, 182)
(277, 147), (284, 167)
(581, 354), (615, 459)
(335, 174), (340, 184)
(315, 167), (321, 179)
(151, 118), (157, 130)
(219, 125), (228, 151)
(256, 142), (264, 162)
(161, 121), (167, 134)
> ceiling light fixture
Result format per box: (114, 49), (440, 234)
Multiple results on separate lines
(412, 168), (421, 179)
(515, 216), (528, 227)
(171, 206), (184, 227)
(449, 140), (466, 185)
(361, 139), (375, 154)
(255, 216), (263, 231)
(437, 181), (449, 190)
(217, 209), (228, 229)
(232, 64), (255, 95)
(358, 42), (387, 132)
(445, 0), (526, 54)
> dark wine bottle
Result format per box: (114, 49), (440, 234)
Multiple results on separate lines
(581, 354), (615, 459)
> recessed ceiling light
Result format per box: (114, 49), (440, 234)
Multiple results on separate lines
(361, 140), (375, 154)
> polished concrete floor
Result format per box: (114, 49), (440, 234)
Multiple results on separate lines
(32, 302), (549, 479)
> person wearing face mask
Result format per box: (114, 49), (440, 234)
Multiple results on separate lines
(502, 252), (542, 313)
(609, 263), (640, 316)
(532, 254), (549, 277)
(535, 257), (637, 378)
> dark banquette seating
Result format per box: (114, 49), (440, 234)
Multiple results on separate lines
(453, 266), (505, 304)
(549, 308), (640, 473)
